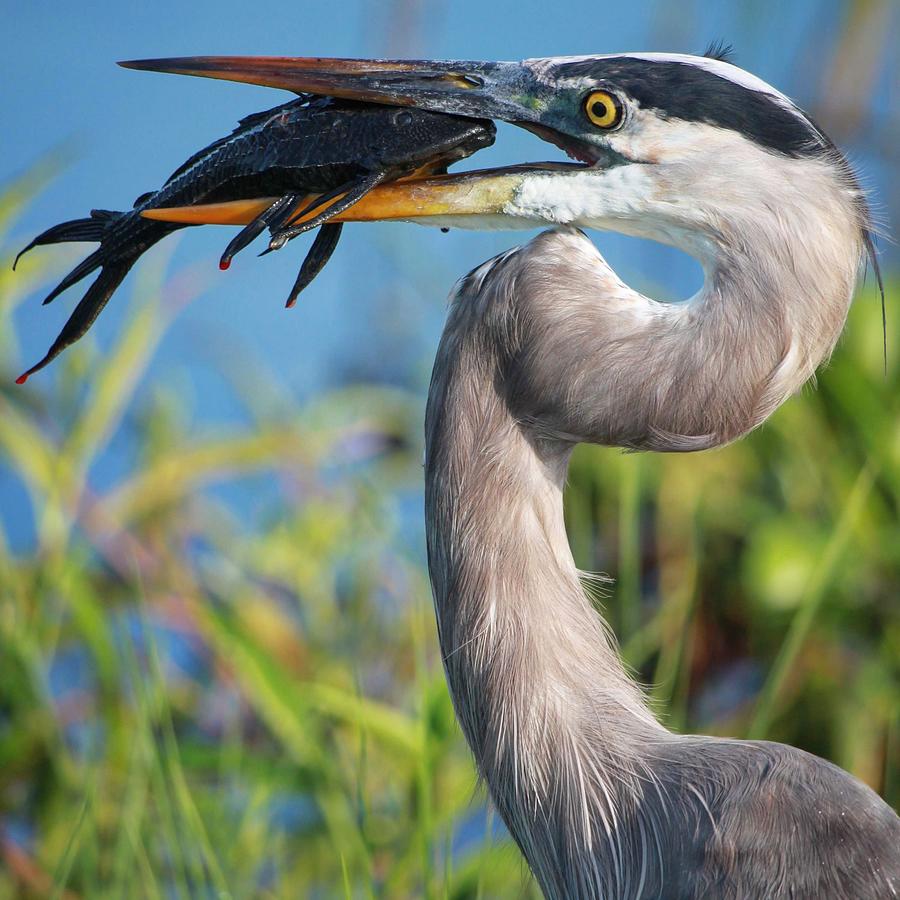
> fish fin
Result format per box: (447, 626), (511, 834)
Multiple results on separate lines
(39, 249), (108, 305)
(270, 171), (387, 247)
(219, 194), (303, 269)
(13, 212), (118, 270)
(18, 262), (135, 381)
(285, 223), (343, 308)
(247, 182), (352, 257)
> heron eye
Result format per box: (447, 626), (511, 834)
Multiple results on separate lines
(584, 90), (622, 129)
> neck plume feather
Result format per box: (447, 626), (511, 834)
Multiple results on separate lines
(423, 189), (866, 894)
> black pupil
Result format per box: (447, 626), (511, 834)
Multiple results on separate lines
(591, 99), (609, 121)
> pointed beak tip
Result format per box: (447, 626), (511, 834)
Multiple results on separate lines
(118, 58), (169, 74)
(117, 57), (214, 76)
(118, 58), (151, 71)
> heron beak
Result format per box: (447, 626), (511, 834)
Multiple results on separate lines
(124, 56), (585, 229)
(118, 56), (547, 124)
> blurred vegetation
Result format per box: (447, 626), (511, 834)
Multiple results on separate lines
(1, 148), (898, 900)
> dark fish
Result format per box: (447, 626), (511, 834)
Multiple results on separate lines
(15, 96), (495, 381)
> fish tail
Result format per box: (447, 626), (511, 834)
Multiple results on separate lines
(15, 208), (177, 381)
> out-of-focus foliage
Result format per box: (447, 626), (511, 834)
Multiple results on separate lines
(1, 171), (535, 899)
(1, 167), (897, 898)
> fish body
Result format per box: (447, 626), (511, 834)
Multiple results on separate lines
(17, 97), (495, 380)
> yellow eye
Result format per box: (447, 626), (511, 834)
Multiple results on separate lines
(584, 90), (622, 129)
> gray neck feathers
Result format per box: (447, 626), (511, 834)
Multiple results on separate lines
(425, 249), (668, 895)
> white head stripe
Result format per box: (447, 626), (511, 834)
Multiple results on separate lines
(524, 52), (800, 115)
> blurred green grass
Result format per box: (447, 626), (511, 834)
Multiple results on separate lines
(1, 168), (897, 898)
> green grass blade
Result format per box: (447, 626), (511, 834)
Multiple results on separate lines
(748, 459), (878, 739)
(49, 773), (95, 900)
(140, 605), (233, 898)
(617, 456), (641, 640)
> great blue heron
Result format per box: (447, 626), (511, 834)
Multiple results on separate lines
(46, 51), (900, 898)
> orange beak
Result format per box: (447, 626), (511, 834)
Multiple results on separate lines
(139, 168), (535, 228)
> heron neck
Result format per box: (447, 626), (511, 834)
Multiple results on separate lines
(424, 282), (663, 874)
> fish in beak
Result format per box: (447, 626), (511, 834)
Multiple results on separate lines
(13, 90), (499, 381)
(120, 55), (602, 230)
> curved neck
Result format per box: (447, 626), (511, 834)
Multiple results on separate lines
(424, 261), (664, 893)
(502, 148), (863, 449)
(425, 335), (656, 738)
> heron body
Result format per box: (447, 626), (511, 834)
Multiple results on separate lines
(23, 49), (900, 898)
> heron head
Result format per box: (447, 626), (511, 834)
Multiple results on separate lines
(123, 52), (875, 273)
